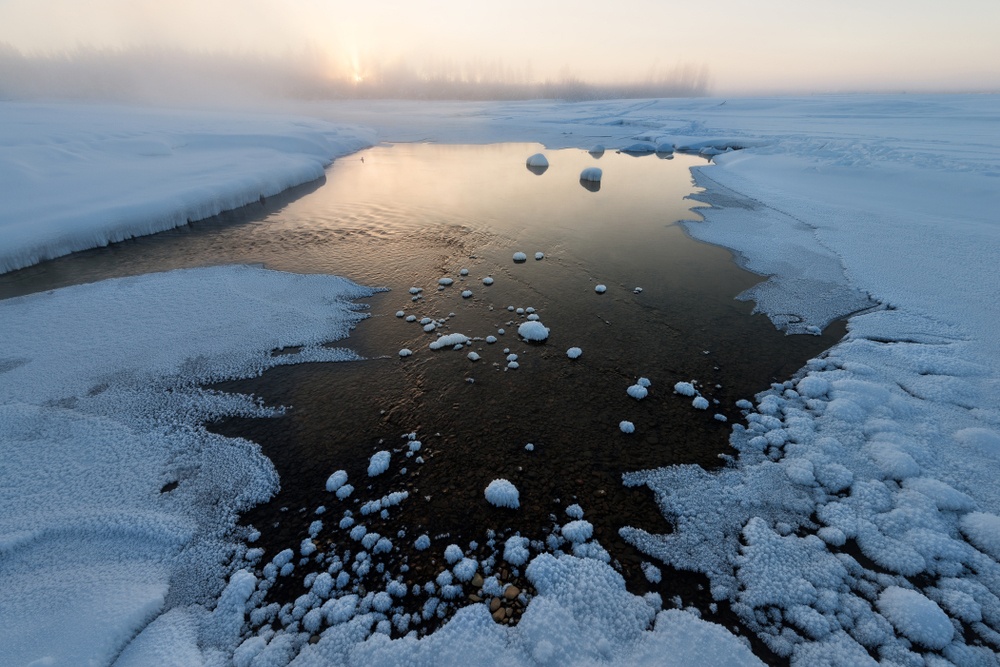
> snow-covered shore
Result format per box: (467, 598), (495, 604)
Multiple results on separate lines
(0, 102), (374, 274)
(2, 95), (1000, 665)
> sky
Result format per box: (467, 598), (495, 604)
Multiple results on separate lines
(0, 0), (998, 99)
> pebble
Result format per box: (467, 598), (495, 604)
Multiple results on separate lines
(490, 598), (502, 612)
(504, 586), (520, 600)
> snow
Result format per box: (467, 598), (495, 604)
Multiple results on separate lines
(567, 347), (583, 359)
(0, 265), (375, 666)
(484, 479), (520, 509)
(525, 153), (549, 168)
(428, 333), (470, 350)
(398, 348), (412, 357)
(691, 397), (709, 410)
(620, 421), (636, 434)
(367, 451), (391, 477)
(438, 277), (454, 286)
(562, 520), (594, 543)
(876, 587), (954, 650)
(8, 94), (1000, 665)
(325, 471), (349, 493)
(580, 167), (603, 182)
(512, 251), (527, 262)
(627, 384), (648, 400)
(482, 277), (494, 285)
(534, 252), (545, 260)
(0, 103), (374, 275)
(517, 320), (550, 342)
(595, 284), (607, 294)
(673, 382), (697, 396)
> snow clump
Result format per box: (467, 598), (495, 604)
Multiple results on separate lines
(580, 167), (602, 182)
(398, 348), (412, 357)
(526, 153), (548, 168)
(367, 451), (391, 477)
(438, 277), (453, 286)
(429, 333), (470, 350)
(674, 381), (696, 396)
(876, 586), (954, 650)
(518, 321), (550, 342)
(692, 396), (709, 410)
(395, 310), (404, 317)
(620, 421), (635, 434)
(562, 520), (594, 543)
(566, 347), (582, 359)
(325, 470), (348, 493)
(461, 290), (472, 298)
(483, 277), (494, 285)
(485, 479), (520, 509)
(503, 536), (530, 565)
(594, 284), (607, 294)
(467, 352), (480, 362)
(535, 252), (544, 260)
(627, 384), (648, 400)
(513, 252), (527, 262)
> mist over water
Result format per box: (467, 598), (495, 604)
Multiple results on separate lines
(0, 45), (710, 106)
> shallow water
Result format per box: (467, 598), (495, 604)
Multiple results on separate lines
(0, 143), (842, 646)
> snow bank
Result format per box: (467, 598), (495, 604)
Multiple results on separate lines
(0, 265), (375, 666)
(0, 102), (375, 274)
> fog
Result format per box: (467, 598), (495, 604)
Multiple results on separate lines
(1, 0), (998, 105)
(0, 45), (711, 106)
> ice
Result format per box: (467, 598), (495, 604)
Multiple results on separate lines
(325, 471), (348, 493)
(8, 94), (1000, 666)
(484, 479), (520, 509)
(620, 421), (636, 434)
(517, 321), (550, 342)
(513, 251), (527, 262)
(589, 145), (606, 157)
(673, 382), (696, 396)
(877, 587), (954, 650)
(503, 536), (530, 565)
(367, 451), (391, 477)
(0, 104), (375, 274)
(444, 544), (464, 564)
(580, 167), (603, 182)
(429, 333), (470, 350)
(627, 384), (649, 400)
(959, 512), (1000, 560)
(526, 153), (549, 168)
(562, 520), (594, 543)
(0, 265), (376, 666)
(595, 284), (607, 294)
(567, 347), (583, 359)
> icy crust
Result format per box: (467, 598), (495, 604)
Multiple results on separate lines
(623, 307), (1000, 663)
(0, 102), (375, 274)
(0, 266), (376, 666)
(288, 554), (762, 667)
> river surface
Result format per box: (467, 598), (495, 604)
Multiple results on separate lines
(0, 143), (843, 646)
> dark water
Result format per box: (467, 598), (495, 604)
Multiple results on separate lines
(0, 144), (841, 653)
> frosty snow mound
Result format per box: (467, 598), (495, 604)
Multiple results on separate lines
(0, 265), (376, 666)
(0, 102), (375, 274)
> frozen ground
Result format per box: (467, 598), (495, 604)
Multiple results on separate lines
(2, 95), (1000, 665)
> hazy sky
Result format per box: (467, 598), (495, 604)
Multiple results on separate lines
(1, 0), (998, 95)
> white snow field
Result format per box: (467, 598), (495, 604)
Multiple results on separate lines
(0, 265), (377, 666)
(3, 94), (1000, 665)
(0, 102), (374, 274)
